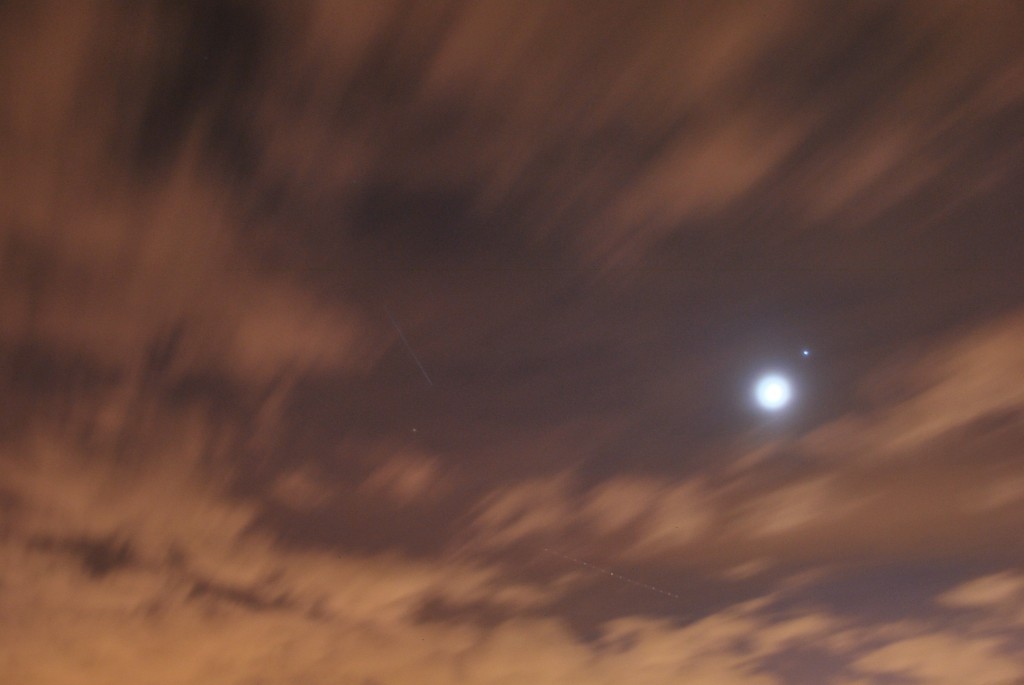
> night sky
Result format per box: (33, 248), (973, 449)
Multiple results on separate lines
(2, 2), (1024, 683)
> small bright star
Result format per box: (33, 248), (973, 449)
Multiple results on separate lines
(754, 373), (792, 411)
(802, 349), (810, 357)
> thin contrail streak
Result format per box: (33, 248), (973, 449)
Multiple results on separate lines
(386, 308), (433, 387)
(542, 548), (682, 600)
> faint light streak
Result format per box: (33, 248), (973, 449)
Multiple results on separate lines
(386, 308), (433, 387)
(542, 547), (683, 601)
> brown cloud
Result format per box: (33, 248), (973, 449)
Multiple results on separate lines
(470, 310), (1024, 573)
(0, 2), (383, 395)
(0, 431), (828, 685)
(4, 386), (1022, 684)
(852, 633), (1023, 685)
(939, 572), (1024, 635)
(801, 311), (1024, 462)
(2, 1), (1023, 682)
(360, 450), (448, 504)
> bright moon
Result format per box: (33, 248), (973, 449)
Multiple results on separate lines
(754, 373), (792, 411)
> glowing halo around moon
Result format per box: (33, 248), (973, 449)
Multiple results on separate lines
(753, 373), (793, 411)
